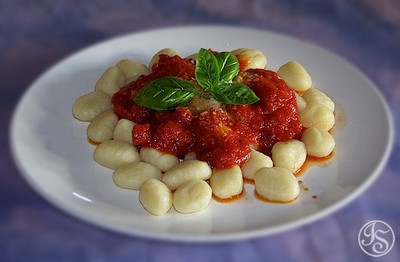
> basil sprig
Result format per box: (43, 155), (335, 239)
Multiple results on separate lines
(133, 77), (195, 111)
(133, 48), (259, 111)
(196, 48), (259, 105)
(215, 51), (239, 83)
(195, 48), (220, 92)
(212, 82), (260, 105)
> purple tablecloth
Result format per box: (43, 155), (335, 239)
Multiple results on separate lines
(2, 1), (399, 261)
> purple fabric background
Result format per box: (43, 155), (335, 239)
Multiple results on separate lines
(2, 0), (399, 261)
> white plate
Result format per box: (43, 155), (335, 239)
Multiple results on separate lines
(10, 26), (393, 242)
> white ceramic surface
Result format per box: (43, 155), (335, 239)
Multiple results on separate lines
(10, 26), (393, 242)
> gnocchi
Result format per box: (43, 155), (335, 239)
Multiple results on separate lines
(72, 47), (338, 216)
(116, 59), (151, 84)
(139, 179), (173, 216)
(272, 139), (307, 173)
(173, 179), (212, 214)
(277, 61), (312, 92)
(113, 162), (162, 190)
(254, 167), (300, 202)
(231, 48), (267, 70)
(162, 160), (212, 190)
(210, 165), (243, 200)
(139, 147), (179, 172)
(113, 119), (135, 144)
(301, 127), (335, 158)
(299, 101), (335, 131)
(241, 149), (273, 180)
(94, 66), (125, 96)
(93, 140), (140, 169)
(87, 110), (119, 143)
(72, 91), (111, 121)
(294, 92), (307, 111)
(302, 88), (335, 112)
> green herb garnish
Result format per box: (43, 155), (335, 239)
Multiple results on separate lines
(212, 82), (260, 105)
(215, 51), (239, 83)
(133, 48), (259, 111)
(195, 48), (220, 92)
(133, 77), (195, 111)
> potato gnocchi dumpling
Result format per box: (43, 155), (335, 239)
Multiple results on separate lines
(113, 119), (135, 144)
(116, 59), (151, 84)
(294, 92), (307, 112)
(139, 179), (173, 216)
(231, 48), (267, 70)
(173, 179), (212, 214)
(210, 165), (243, 200)
(302, 88), (335, 112)
(72, 48), (338, 216)
(254, 167), (300, 202)
(301, 127), (335, 158)
(93, 140), (140, 169)
(94, 66), (125, 96)
(87, 110), (119, 143)
(299, 101), (335, 131)
(272, 139), (307, 173)
(72, 91), (111, 121)
(185, 53), (197, 60)
(241, 149), (273, 180)
(139, 147), (179, 172)
(113, 161), (162, 190)
(162, 160), (212, 190)
(277, 61), (312, 92)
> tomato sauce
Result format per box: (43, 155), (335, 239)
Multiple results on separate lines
(112, 54), (303, 169)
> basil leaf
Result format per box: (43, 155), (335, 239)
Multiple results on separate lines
(212, 82), (260, 105)
(195, 48), (259, 105)
(215, 52), (239, 83)
(195, 48), (220, 91)
(133, 77), (195, 111)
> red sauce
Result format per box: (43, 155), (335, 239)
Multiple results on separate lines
(112, 54), (303, 169)
(88, 138), (101, 146)
(295, 151), (335, 177)
(213, 189), (246, 203)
